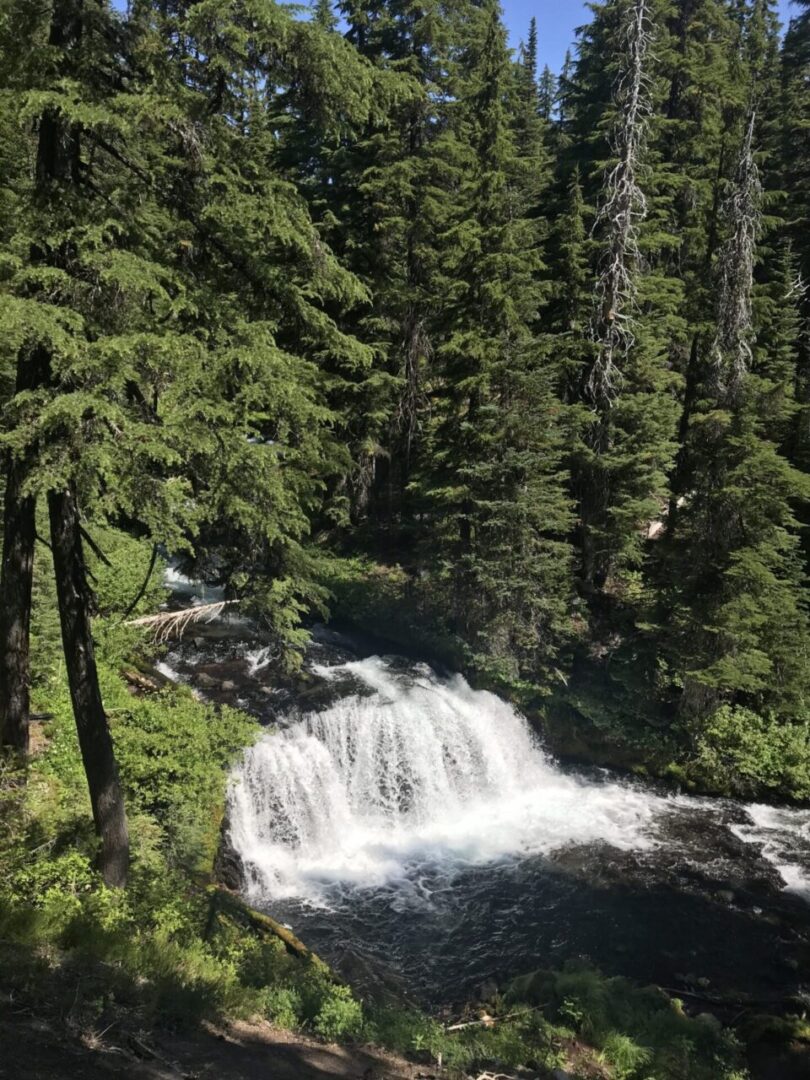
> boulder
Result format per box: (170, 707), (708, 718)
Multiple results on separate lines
(477, 979), (499, 1002)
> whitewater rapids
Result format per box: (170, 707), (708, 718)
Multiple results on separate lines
(227, 656), (681, 904)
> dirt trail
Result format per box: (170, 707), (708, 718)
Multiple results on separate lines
(0, 1013), (424, 1080)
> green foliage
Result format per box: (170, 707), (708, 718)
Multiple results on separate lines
(1, 0), (810, 1068)
(320, 555), (467, 667)
(507, 963), (744, 1080)
(312, 983), (365, 1040)
(2, 595), (361, 1037)
(687, 705), (810, 799)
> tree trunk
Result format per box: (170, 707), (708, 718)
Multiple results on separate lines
(48, 486), (129, 888)
(0, 462), (36, 754)
(0, 345), (52, 754)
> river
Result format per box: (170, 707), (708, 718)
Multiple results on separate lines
(158, 588), (810, 1010)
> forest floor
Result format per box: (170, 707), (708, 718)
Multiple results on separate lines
(3, 979), (810, 1080)
(0, 1011), (424, 1080)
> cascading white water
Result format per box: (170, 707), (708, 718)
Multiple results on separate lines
(731, 803), (810, 903)
(244, 645), (272, 676)
(227, 656), (673, 905)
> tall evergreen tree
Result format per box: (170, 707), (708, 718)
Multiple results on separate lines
(781, 0), (810, 479)
(419, 0), (572, 680)
(538, 64), (557, 122)
(323, 0), (471, 543)
(0, 0), (378, 882)
(657, 0), (748, 514)
(567, 0), (680, 597)
(660, 115), (810, 719)
(512, 15), (553, 216)
(313, 0), (338, 31)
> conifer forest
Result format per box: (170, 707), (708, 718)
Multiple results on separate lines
(2, 2), (810, 1079)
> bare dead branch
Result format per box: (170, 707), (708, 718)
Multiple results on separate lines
(712, 109), (761, 401)
(125, 600), (236, 643)
(588, 0), (654, 409)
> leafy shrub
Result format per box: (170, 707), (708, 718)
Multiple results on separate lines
(313, 984), (364, 1040)
(688, 705), (810, 800)
(263, 987), (304, 1029)
(506, 962), (744, 1080)
(601, 1031), (653, 1078)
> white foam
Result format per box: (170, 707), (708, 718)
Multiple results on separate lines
(164, 566), (193, 587)
(732, 803), (810, 903)
(245, 646), (272, 676)
(163, 564), (226, 606)
(154, 660), (181, 682)
(228, 657), (673, 905)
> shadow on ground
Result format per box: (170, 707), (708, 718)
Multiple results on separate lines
(0, 1014), (419, 1080)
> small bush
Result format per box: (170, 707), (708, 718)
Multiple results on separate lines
(313, 984), (364, 1040)
(506, 962), (744, 1080)
(264, 987), (303, 1029)
(688, 705), (810, 800)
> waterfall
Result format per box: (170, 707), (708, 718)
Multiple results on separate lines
(227, 656), (670, 905)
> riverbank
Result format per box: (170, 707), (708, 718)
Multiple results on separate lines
(0, 1006), (420, 1080)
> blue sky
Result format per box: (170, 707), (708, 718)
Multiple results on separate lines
(501, 0), (799, 73)
(108, 0), (799, 75)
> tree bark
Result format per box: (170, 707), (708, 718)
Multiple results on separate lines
(0, 345), (52, 754)
(48, 486), (129, 888)
(0, 1), (83, 753)
(0, 462), (36, 754)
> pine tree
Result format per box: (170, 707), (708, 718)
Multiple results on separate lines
(419, 0), (572, 681)
(538, 65), (556, 122)
(566, 0), (680, 596)
(657, 0), (748, 514)
(557, 48), (575, 133)
(323, 0), (471, 543)
(781, 1), (810, 479)
(547, 166), (592, 404)
(0, 0), (379, 880)
(512, 16), (553, 216)
(0, 0), (133, 880)
(782, 1), (810, 284)
(660, 117), (810, 719)
(313, 0), (338, 31)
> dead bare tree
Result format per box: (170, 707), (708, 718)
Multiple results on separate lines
(712, 109), (761, 402)
(588, 0), (654, 408)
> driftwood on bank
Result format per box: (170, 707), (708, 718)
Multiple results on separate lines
(126, 600), (236, 643)
(445, 1002), (549, 1032)
(120, 668), (163, 693)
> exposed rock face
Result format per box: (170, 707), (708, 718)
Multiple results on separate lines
(215, 809), (244, 891)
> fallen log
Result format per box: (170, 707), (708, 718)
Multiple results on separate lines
(205, 886), (335, 975)
(126, 600), (237, 643)
(120, 668), (162, 693)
